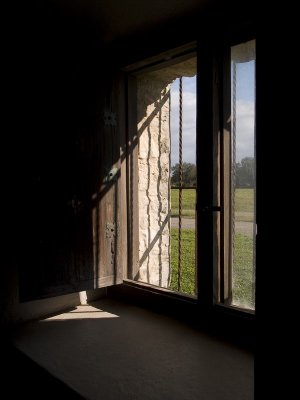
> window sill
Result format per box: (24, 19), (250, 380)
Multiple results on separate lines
(108, 280), (255, 350)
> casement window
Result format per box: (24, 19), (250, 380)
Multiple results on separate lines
(125, 46), (198, 298)
(218, 39), (256, 311)
(125, 38), (256, 314)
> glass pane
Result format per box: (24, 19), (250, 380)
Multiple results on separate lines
(170, 75), (197, 296)
(230, 40), (256, 310)
(133, 56), (197, 297)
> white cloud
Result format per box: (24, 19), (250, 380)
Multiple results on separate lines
(169, 81), (255, 166)
(235, 100), (255, 162)
(170, 89), (196, 165)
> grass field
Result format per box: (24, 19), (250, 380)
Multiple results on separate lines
(171, 188), (254, 220)
(232, 234), (254, 308)
(171, 188), (254, 221)
(171, 189), (196, 218)
(235, 188), (254, 223)
(235, 188), (254, 213)
(170, 188), (255, 308)
(169, 228), (196, 295)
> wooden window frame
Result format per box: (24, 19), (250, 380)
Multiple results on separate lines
(111, 30), (256, 347)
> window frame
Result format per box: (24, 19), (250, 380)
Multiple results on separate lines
(112, 29), (257, 346)
(197, 31), (257, 318)
(218, 38), (257, 312)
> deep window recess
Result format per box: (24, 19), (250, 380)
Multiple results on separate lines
(127, 53), (197, 297)
(126, 38), (256, 315)
(218, 39), (256, 311)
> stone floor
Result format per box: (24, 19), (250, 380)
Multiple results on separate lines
(12, 298), (254, 400)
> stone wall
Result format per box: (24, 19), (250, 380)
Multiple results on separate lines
(136, 74), (171, 287)
(135, 57), (196, 288)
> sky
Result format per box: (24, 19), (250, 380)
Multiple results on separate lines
(170, 59), (255, 166)
(234, 60), (255, 162)
(170, 76), (197, 166)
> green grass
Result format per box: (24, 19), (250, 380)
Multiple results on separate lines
(171, 189), (196, 218)
(235, 188), (254, 222)
(169, 229), (255, 305)
(167, 188), (255, 305)
(235, 188), (254, 213)
(171, 188), (254, 221)
(232, 234), (255, 309)
(169, 228), (196, 295)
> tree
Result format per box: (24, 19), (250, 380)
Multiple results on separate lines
(171, 162), (196, 187)
(235, 157), (255, 188)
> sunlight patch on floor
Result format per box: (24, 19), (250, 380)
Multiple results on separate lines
(41, 305), (120, 321)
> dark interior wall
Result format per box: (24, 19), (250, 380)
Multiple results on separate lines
(2, 1), (113, 323)
(17, 4), (98, 300)
(106, 0), (257, 68)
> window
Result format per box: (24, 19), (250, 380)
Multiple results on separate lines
(126, 51), (197, 297)
(125, 38), (256, 314)
(218, 39), (256, 311)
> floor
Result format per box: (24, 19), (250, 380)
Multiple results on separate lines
(12, 298), (254, 400)
(2, 343), (84, 399)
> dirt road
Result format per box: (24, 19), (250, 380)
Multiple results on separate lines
(171, 218), (255, 237)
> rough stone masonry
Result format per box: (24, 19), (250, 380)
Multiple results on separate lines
(136, 58), (196, 288)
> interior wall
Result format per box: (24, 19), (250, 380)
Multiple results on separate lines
(1, 1), (113, 327)
(8, 289), (108, 325)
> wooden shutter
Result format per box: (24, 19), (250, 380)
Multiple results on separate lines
(18, 64), (124, 301)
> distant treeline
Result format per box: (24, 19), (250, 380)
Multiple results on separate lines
(171, 157), (255, 188)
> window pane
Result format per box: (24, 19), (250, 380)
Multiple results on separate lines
(131, 56), (197, 297)
(230, 40), (256, 310)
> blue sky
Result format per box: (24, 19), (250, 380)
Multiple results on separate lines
(170, 76), (196, 166)
(234, 60), (255, 162)
(236, 61), (255, 102)
(170, 59), (255, 165)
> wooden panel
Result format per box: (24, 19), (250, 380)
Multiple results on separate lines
(221, 48), (232, 304)
(18, 97), (96, 300)
(196, 41), (214, 307)
(117, 73), (129, 280)
(92, 74), (123, 288)
(17, 12), (123, 300)
(127, 76), (140, 280)
(113, 74), (126, 284)
(212, 49), (221, 304)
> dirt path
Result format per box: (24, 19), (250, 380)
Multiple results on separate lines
(235, 221), (256, 237)
(171, 217), (255, 237)
(171, 218), (196, 229)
